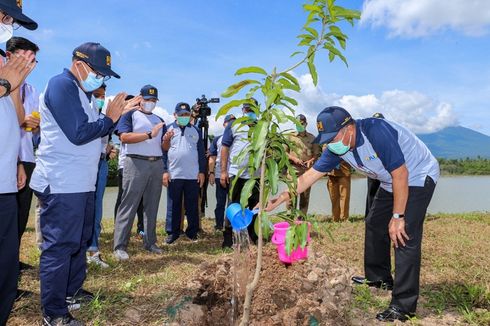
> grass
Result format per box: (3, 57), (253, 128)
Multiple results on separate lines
(10, 213), (490, 325)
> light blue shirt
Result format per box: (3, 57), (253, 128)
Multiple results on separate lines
(30, 69), (112, 194)
(165, 122), (205, 180)
(0, 96), (20, 194)
(314, 118), (440, 192)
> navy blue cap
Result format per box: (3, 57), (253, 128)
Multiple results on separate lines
(297, 114), (307, 122)
(313, 106), (353, 144)
(175, 102), (191, 115)
(224, 114), (236, 123)
(73, 42), (120, 79)
(140, 84), (158, 100)
(0, 0), (37, 30)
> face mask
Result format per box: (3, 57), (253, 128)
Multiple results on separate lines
(95, 98), (105, 110)
(142, 101), (156, 112)
(0, 24), (13, 43)
(177, 116), (190, 126)
(296, 125), (306, 133)
(327, 129), (352, 156)
(245, 112), (257, 121)
(76, 63), (104, 92)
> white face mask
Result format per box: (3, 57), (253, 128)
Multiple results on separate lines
(142, 101), (156, 112)
(0, 24), (13, 43)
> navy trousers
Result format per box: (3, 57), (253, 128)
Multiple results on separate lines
(35, 188), (94, 317)
(166, 179), (199, 239)
(0, 194), (19, 326)
(214, 177), (228, 229)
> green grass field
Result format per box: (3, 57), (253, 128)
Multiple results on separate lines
(11, 213), (490, 325)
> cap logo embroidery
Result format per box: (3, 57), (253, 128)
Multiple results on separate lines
(149, 89), (155, 95)
(16, 0), (22, 9)
(317, 121), (324, 131)
(341, 116), (351, 126)
(106, 55), (111, 66)
(75, 51), (88, 59)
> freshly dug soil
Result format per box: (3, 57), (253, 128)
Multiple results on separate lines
(169, 243), (356, 325)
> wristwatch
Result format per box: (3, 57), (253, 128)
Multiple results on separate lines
(147, 131), (152, 139)
(0, 78), (12, 98)
(392, 213), (405, 219)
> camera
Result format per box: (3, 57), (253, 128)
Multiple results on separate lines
(194, 95), (220, 118)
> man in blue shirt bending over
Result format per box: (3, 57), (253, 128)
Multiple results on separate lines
(30, 42), (126, 326)
(266, 106), (439, 323)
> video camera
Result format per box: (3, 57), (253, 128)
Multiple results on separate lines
(194, 95), (220, 118)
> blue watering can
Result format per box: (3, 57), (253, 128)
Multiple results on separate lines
(226, 203), (259, 230)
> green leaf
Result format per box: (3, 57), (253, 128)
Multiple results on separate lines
(277, 78), (300, 92)
(290, 51), (304, 58)
(235, 66), (267, 76)
(246, 85), (261, 99)
(222, 79), (261, 98)
(303, 4), (322, 13)
(307, 54), (318, 85)
(271, 108), (288, 124)
(304, 26), (318, 39)
(253, 120), (269, 151)
(216, 99), (248, 119)
(240, 178), (256, 209)
(266, 158), (279, 194)
(279, 72), (300, 87)
(285, 225), (294, 256)
(283, 96), (298, 106)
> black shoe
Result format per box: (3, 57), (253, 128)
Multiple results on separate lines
(42, 313), (84, 326)
(16, 289), (33, 301)
(376, 306), (413, 322)
(222, 228), (233, 248)
(352, 276), (393, 290)
(66, 288), (95, 305)
(165, 235), (179, 244)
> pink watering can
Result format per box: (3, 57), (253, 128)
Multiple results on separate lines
(271, 221), (311, 264)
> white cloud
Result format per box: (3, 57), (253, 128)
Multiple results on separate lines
(361, 0), (490, 37)
(293, 74), (459, 134)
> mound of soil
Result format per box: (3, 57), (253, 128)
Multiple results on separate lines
(169, 244), (356, 325)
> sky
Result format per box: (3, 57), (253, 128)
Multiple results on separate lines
(13, 0), (490, 136)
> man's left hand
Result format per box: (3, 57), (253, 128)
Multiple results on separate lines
(17, 163), (26, 190)
(388, 218), (409, 248)
(198, 173), (205, 188)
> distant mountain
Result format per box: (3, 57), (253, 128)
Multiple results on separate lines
(417, 126), (490, 159)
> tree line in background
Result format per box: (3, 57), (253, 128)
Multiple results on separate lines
(104, 156), (490, 187)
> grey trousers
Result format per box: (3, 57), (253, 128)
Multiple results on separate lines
(114, 157), (163, 251)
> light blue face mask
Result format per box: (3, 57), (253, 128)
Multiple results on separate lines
(95, 98), (105, 110)
(327, 129), (352, 155)
(245, 112), (257, 121)
(296, 124), (306, 133)
(76, 63), (104, 92)
(177, 116), (190, 126)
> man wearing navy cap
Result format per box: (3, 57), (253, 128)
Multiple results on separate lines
(162, 102), (206, 244)
(266, 106), (439, 322)
(208, 114), (236, 231)
(30, 42), (126, 325)
(0, 1), (37, 324)
(113, 84), (166, 260)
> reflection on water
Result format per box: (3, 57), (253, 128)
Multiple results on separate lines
(101, 176), (490, 219)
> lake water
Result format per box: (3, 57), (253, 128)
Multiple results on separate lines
(101, 176), (490, 219)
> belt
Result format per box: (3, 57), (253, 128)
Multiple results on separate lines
(127, 154), (163, 161)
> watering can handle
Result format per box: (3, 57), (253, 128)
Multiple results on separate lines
(251, 208), (259, 214)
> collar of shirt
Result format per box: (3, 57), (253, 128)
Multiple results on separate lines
(62, 68), (93, 100)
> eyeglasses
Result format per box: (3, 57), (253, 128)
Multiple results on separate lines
(1, 11), (20, 30)
(84, 61), (111, 82)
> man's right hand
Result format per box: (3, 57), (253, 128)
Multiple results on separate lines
(106, 92), (127, 123)
(0, 51), (37, 96)
(163, 129), (175, 142)
(23, 113), (40, 130)
(151, 122), (165, 138)
(162, 172), (171, 187)
(220, 171), (229, 188)
(123, 95), (142, 114)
